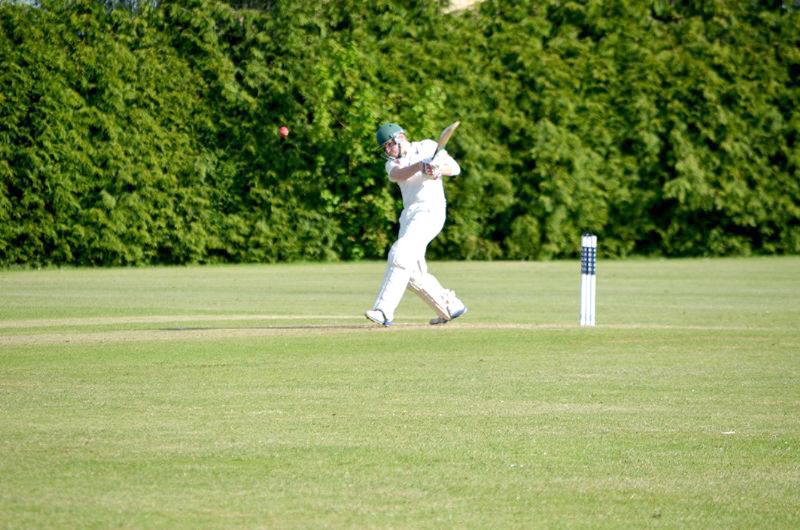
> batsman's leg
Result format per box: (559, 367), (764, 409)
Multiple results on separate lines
(407, 258), (467, 325)
(367, 239), (417, 325)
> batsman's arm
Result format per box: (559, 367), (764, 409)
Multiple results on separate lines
(432, 150), (460, 177)
(390, 156), (457, 181)
(388, 161), (427, 182)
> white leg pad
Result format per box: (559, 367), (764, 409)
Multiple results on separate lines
(406, 260), (465, 320)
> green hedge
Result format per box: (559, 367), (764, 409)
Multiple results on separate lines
(1, 0), (798, 265)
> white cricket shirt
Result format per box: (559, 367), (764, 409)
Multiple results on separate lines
(384, 139), (445, 210)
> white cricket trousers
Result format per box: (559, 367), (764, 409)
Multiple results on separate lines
(372, 204), (449, 322)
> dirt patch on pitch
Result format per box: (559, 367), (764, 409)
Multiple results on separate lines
(0, 319), (572, 346)
(0, 314), (364, 329)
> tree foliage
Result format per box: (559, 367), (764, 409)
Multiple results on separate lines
(1, 0), (798, 266)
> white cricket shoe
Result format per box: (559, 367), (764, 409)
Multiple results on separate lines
(365, 309), (392, 327)
(429, 305), (468, 325)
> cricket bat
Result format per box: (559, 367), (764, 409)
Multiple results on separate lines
(432, 120), (460, 159)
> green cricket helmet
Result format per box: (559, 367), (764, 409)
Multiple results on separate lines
(376, 123), (404, 147)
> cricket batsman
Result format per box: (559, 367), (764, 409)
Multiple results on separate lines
(365, 123), (468, 327)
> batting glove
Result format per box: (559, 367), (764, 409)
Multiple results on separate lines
(422, 162), (441, 179)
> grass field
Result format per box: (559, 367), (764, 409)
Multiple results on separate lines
(1, 258), (798, 529)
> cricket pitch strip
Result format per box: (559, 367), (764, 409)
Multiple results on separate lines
(0, 313), (780, 346)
